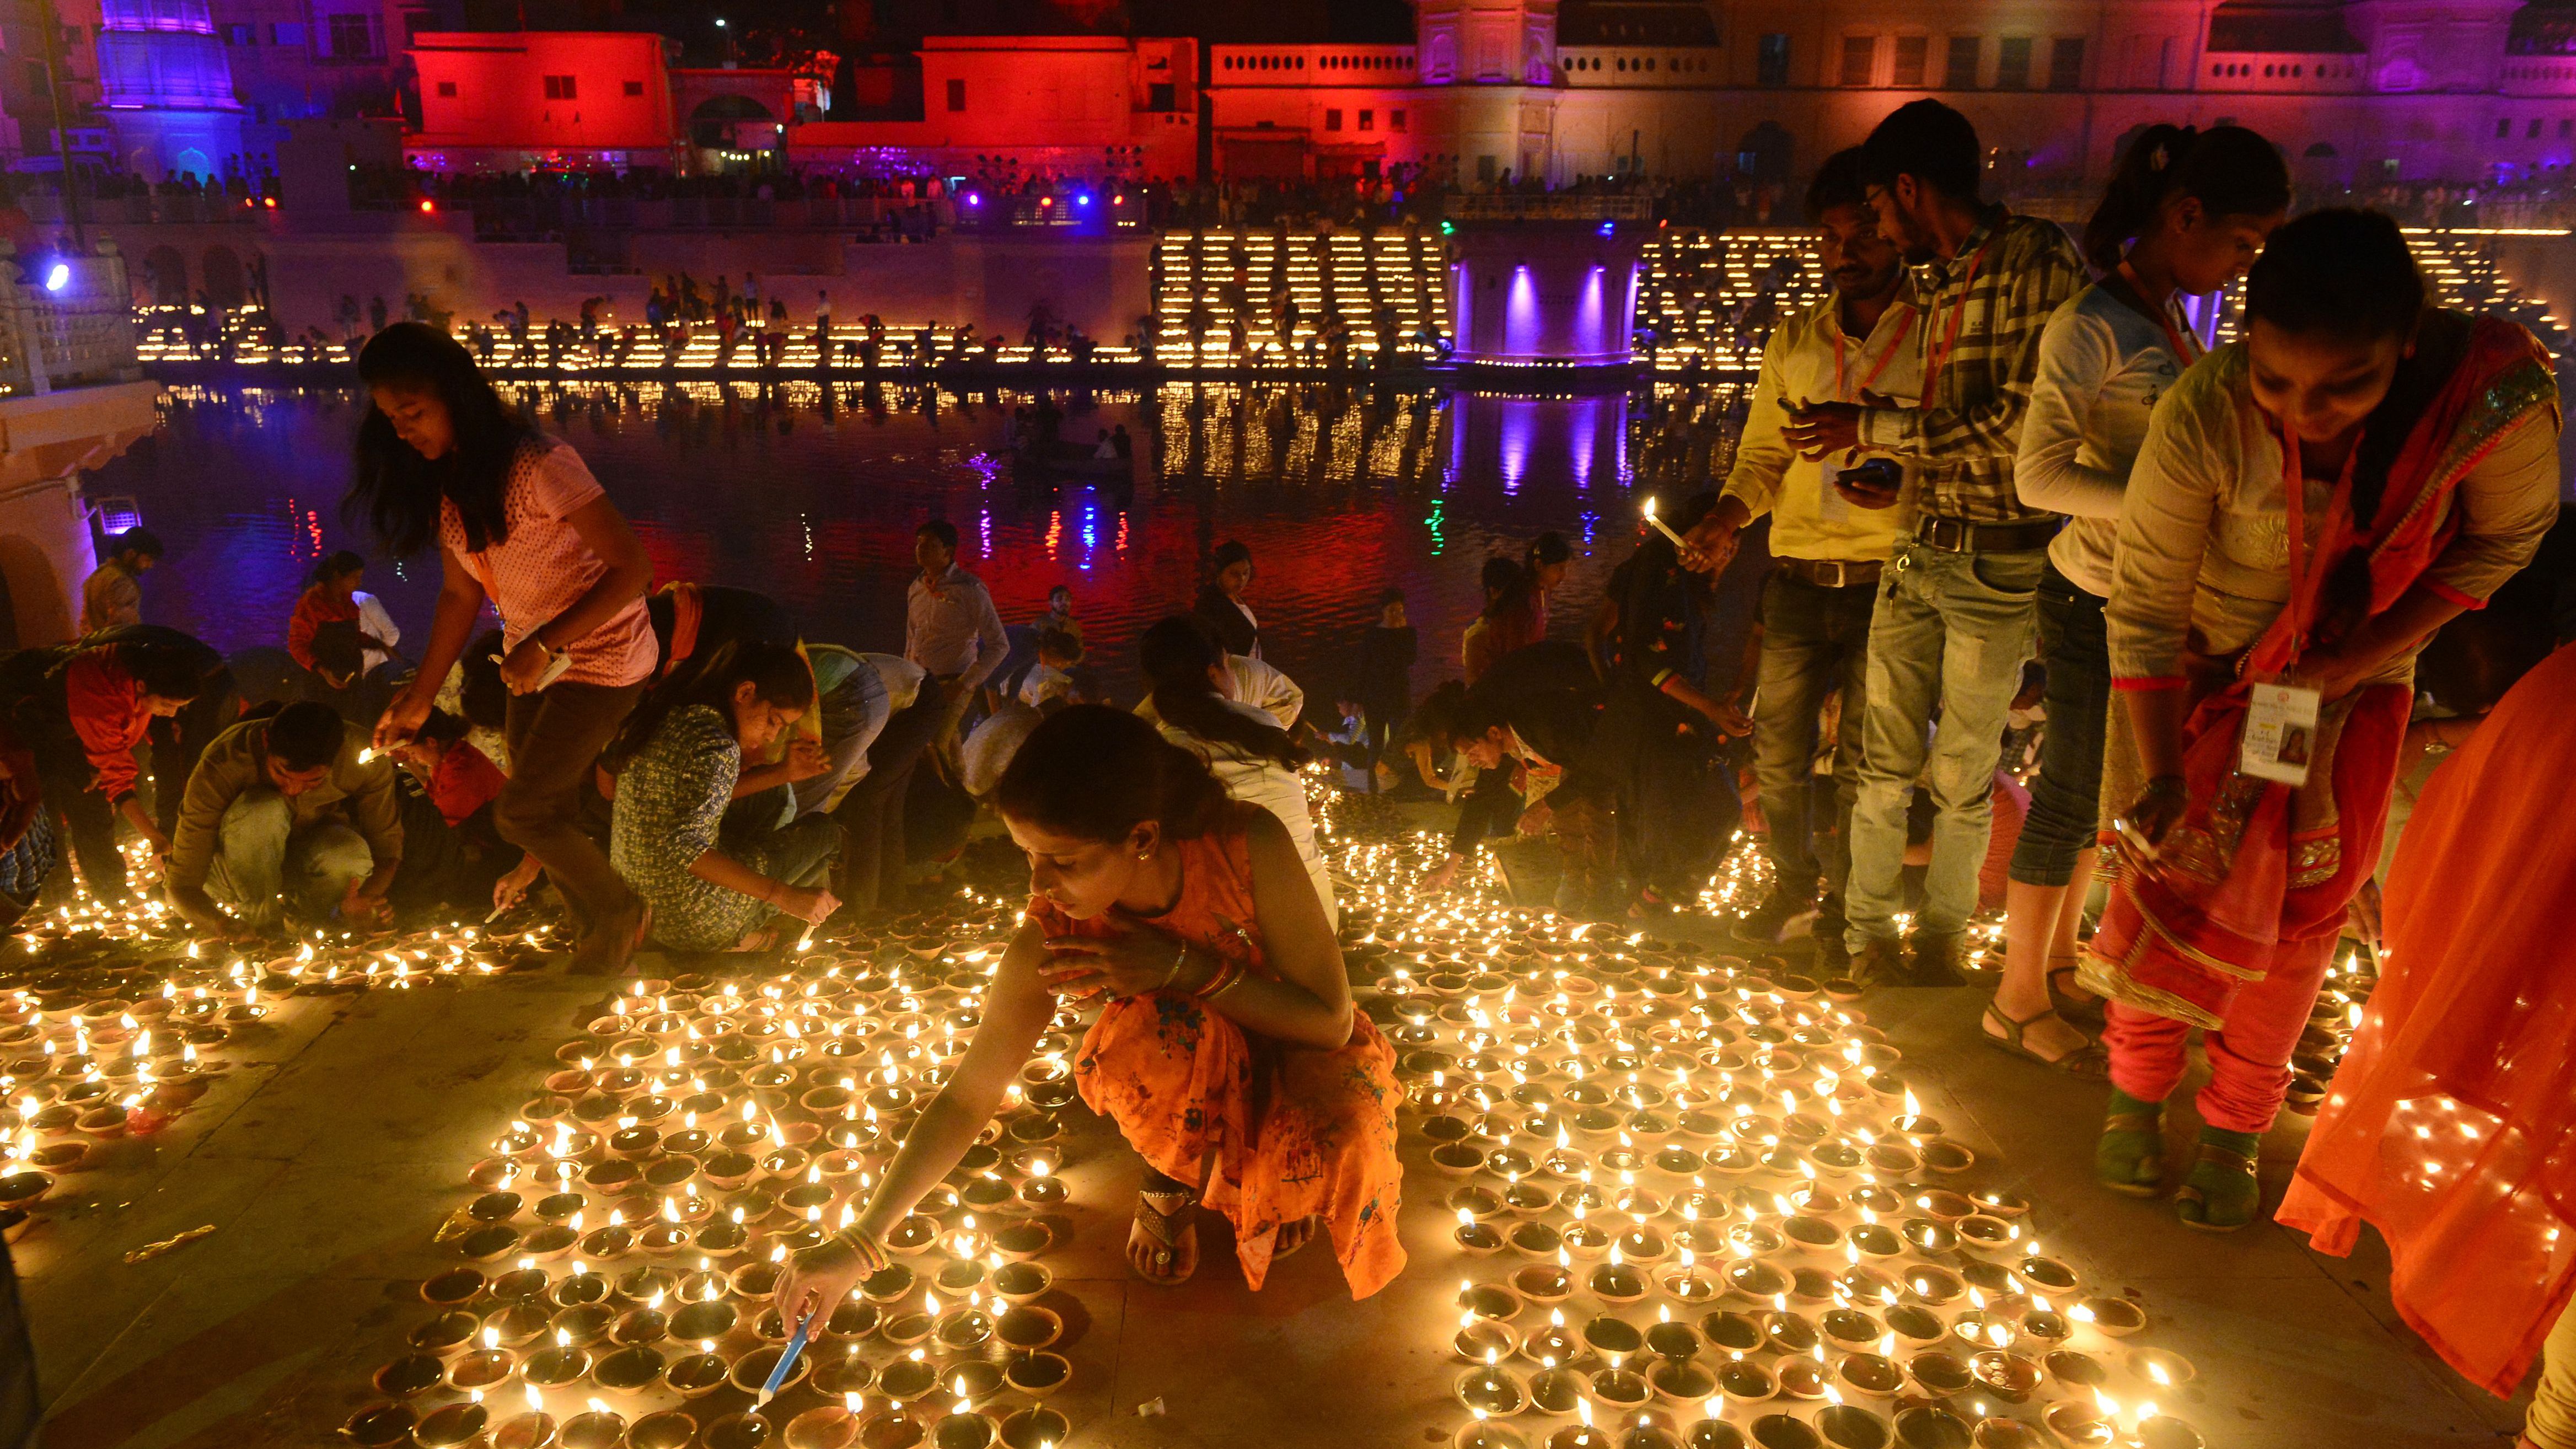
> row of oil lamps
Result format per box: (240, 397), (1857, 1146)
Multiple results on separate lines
(347, 899), (1099, 1449)
(1313, 825), (2213, 1449)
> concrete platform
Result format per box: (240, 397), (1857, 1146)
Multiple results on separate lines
(20, 895), (2527, 1449)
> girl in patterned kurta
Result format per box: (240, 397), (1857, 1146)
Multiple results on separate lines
(775, 706), (1403, 1319)
(603, 642), (842, 952)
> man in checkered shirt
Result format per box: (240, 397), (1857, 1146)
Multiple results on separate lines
(1783, 99), (2086, 987)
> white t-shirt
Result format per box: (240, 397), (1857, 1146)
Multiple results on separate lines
(2015, 283), (2194, 596)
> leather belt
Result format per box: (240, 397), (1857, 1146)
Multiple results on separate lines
(1914, 514), (2060, 554)
(1774, 556), (1883, 589)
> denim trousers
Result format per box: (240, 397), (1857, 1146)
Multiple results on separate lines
(2009, 562), (2111, 887)
(1750, 572), (1877, 916)
(1843, 541), (2043, 947)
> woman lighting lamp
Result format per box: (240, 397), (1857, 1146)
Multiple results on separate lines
(776, 705), (1402, 1323)
(352, 323), (661, 975)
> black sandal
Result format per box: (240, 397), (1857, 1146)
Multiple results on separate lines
(2047, 958), (2105, 1028)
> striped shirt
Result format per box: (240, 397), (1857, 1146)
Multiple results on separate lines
(1858, 210), (2087, 524)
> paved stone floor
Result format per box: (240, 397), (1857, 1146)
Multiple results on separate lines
(21, 851), (2532, 1449)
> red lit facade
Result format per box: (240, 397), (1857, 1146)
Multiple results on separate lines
(406, 30), (681, 170)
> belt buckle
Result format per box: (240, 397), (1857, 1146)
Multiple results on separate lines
(1818, 560), (1850, 589)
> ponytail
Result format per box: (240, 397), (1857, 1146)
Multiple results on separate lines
(2084, 124), (2291, 272)
(1139, 617), (1307, 771)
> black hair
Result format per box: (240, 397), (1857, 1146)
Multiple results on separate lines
(415, 707), (475, 747)
(2242, 208), (2424, 347)
(108, 527), (163, 561)
(1479, 556), (1525, 614)
(77, 640), (216, 704)
(1526, 531), (1571, 571)
(347, 321), (539, 557)
(1211, 539), (1253, 573)
(602, 638), (813, 776)
(1376, 586), (1405, 607)
(1035, 627), (1084, 664)
(265, 701), (346, 771)
(1139, 616), (1307, 771)
(2082, 125), (2291, 272)
(458, 629), (508, 732)
(1804, 147), (1871, 224)
(1858, 99), (1982, 203)
(1412, 678), (1512, 749)
(993, 703), (1233, 843)
(312, 549), (365, 587)
(916, 518), (959, 552)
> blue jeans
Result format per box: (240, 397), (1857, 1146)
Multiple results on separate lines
(2009, 563), (2110, 887)
(1844, 542), (2043, 948)
(1749, 572), (1876, 917)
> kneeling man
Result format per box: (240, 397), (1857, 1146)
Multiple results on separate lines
(166, 701), (401, 935)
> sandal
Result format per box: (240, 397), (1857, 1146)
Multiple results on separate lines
(2175, 1131), (2262, 1233)
(1981, 999), (2107, 1077)
(2047, 958), (2105, 1028)
(1131, 1183), (1200, 1285)
(2096, 1091), (2165, 1198)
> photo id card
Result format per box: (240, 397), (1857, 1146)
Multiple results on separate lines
(1816, 457), (1852, 523)
(2240, 683), (2322, 787)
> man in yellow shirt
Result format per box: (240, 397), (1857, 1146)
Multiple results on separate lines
(1699, 148), (1919, 968)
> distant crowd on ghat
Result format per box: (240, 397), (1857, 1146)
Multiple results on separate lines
(11, 95), (2576, 1440)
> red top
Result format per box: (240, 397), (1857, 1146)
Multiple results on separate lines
(426, 742), (508, 828)
(64, 652), (150, 804)
(288, 585), (361, 673)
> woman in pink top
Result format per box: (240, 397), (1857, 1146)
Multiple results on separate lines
(352, 323), (657, 974)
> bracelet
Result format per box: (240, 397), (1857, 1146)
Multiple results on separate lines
(1195, 955), (1247, 1000)
(1156, 938), (1189, 993)
(834, 1224), (889, 1271)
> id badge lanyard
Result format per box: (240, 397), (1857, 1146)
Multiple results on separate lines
(2273, 425), (2358, 669)
(2115, 261), (2204, 370)
(1830, 304), (1917, 402)
(1922, 230), (2001, 400)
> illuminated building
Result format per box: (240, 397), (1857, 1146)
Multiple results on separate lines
(95, 0), (246, 177)
(406, 30), (683, 172)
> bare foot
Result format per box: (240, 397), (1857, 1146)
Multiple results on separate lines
(1272, 1214), (1323, 1259)
(1129, 1190), (1198, 1285)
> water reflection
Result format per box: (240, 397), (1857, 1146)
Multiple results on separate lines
(94, 379), (1761, 699)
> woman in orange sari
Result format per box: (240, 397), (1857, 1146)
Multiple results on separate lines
(2088, 209), (2560, 1230)
(2276, 642), (2576, 1439)
(775, 705), (1404, 1315)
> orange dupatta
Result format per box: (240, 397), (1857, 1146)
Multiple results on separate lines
(2277, 643), (2576, 1394)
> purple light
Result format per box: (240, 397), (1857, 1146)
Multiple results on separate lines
(1576, 264), (1605, 358)
(1498, 400), (1531, 494)
(1074, 192), (1091, 207)
(1505, 265), (1540, 357)
(964, 192), (980, 206)
(1596, 221), (1614, 237)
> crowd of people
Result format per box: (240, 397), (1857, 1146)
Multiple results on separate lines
(8, 90), (2576, 1443)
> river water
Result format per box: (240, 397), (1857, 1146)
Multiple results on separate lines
(88, 378), (1765, 701)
